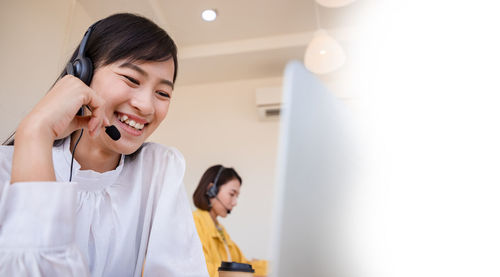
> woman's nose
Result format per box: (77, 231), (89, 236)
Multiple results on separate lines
(130, 89), (154, 115)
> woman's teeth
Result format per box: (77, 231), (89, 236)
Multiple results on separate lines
(118, 114), (145, 130)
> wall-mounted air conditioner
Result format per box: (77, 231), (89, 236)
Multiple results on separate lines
(255, 87), (282, 120)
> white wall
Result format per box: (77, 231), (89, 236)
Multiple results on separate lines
(0, 0), (93, 142)
(149, 77), (283, 259)
(1, 0), (69, 141)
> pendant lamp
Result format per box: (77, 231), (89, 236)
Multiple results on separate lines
(304, 29), (346, 74)
(304, 2), (347, 74)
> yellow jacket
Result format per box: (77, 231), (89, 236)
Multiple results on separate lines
(192, 209), (268, 277)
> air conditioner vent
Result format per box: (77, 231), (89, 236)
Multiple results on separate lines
(256, 87), (282, 120)
(266, 108), (280, 117)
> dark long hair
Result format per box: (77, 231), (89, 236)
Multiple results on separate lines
(3, 13), (178, 146)
(193, 165), (243, 211)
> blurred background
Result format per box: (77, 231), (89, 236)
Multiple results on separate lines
(0, 0), (364, 261)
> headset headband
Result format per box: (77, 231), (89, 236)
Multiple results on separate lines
(77, 21), (101, 59)
(213, 166), (225, 187)
(206, 166), (225, 199)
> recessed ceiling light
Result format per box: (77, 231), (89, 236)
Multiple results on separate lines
(201, 9), (217, 22)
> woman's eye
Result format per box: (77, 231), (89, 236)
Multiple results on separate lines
(156, 91), (171, 99)
(123, 75), (140, 85)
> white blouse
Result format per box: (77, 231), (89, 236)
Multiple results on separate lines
(0, 138), (209, 277)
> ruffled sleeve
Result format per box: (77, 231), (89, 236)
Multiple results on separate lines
(0, 181), (89, 276)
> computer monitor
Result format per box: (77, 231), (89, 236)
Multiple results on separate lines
(270, 61), (360, 276)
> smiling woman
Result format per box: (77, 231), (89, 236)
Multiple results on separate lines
(0, 13), (208, 277)
(84, 59), (175, 157)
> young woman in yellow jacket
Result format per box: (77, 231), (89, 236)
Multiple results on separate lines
(192, 165), (268, 277)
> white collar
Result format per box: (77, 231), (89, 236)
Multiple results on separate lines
(53, 137), (125, 190)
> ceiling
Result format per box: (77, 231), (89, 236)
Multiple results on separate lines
(75, 0), (365, 86)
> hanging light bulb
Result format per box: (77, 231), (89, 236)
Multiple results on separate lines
(304, 29), (346, 74)
(315, 0), (356, 8)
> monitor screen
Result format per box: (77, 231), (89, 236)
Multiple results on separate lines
(270, 61), (361, 277)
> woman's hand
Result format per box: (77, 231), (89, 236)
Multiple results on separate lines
(10, 75), (109, 183)
(24, 75), (109, 140)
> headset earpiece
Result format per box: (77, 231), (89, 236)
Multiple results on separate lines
(206, 166), (225, 199)
(72, 56), (93, 86)
(65, 21), (100, 85)
(206, 183), (218, 199)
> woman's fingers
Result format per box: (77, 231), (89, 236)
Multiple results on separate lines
(87, 116), (103, 138)
(60, 115), (99, 139)
(84, 91), (108, 137)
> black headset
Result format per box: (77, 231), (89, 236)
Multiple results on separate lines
(206, 166), (226, 199)
(65, 20), (120, 142)
(67, 21), (120, 182)
(65, 21), (100, 86)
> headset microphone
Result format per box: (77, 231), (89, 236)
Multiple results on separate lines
(105, 125), (121, 141)
(81, 105), (121, 141)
